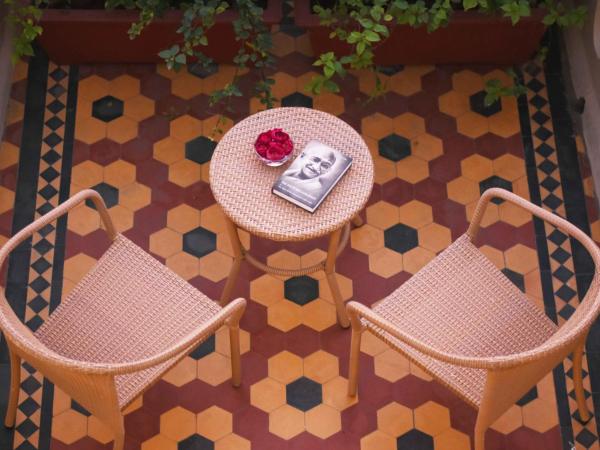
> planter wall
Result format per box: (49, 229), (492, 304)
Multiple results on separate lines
(295, 1), (546, 65)
(38, 0), (281, 64)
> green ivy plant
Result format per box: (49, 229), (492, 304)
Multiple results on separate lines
(3, 0), (43, 64)
(307, 0), (587, 103)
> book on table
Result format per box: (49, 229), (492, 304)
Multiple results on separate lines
(272, 140), (353, 213)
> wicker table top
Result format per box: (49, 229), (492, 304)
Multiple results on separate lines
(210, 107), (374, 241)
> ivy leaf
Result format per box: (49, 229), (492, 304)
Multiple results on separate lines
(364, 30), (381, 42)
(463, 0), (478, 10)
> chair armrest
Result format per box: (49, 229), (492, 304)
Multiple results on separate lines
(347, 301), (549, 370)
(468, 188), (600, 268)
(0, 189), (116, 272)
(68, 297), (247, 375)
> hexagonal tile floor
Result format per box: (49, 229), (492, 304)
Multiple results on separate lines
(0, 16), (599, 450)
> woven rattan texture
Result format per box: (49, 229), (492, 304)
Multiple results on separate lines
(210, 107), (374, 241)
(35, 234), (222, 407)
(368, 234), (558, 406)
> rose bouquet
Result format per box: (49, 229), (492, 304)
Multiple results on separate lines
(254, 128), (294, 166)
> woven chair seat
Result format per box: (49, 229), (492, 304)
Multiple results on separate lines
(367, 234), (558, 406)
(35, 234), (222, 408)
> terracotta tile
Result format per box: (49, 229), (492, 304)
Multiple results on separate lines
(141, 435), (177, 450)
(488, 110), (519, 138)
(366, 201), (400, 230)
(63, 253), (96, 284)
(301, 298), (337, 331)
(169, 159), (202, 187)
(412, 133), (443, 161)
(393, 112), (425, 139)
(270, 72), (297, 99)
(166, 251), (201, 280)
(87, 415), (114, 444)
(215, 434), (251, 450)
(214, 325), (250, 357)
(107, 116), (138, 144)
(402, 246), (435, 274)
(465, 200), (499, 228)
(499, 201), (531, 227)
(79, 75), (110, 101)
(199, 251), (233, 282)
(269, 404), (305, 439)
(200, 204), (228, 233)
(313, 92), (345, 116)
(461, 154), (494, 182)
(303, 350), (339, 383)
(251, 377), (286, 412)
(361, 113), (394, 140)
(104, 159), (136, 187)
(0, 141), (18, 169)
(418, 223), (452, 253)
(322, 376), (358, 411)
(452, 70), (484, 95)
(267, 250), (302, 272)
(373, 156), (398, 185)
(492, 154), (525, 181)
(456, 112), (489, 138)
(389, 71), (422, 96)
(396, 155), (429, 184)
(398, 200), (433, 229)
(373, 348), (410, 382)
(196, 406), (232, 440)
(109, 204), (134, 232)
(522, 398), (558, 433)
(196, 352), (232, 386)
(360, 430), (397, 450)
(172, 72), (204, 100)
(446, 176), (480, 205)
(149, 228), (182, 258)
(479, 245), (504, 269)
(166, 204), (200, 233)
(118, 183), (151, 212)
(434, 428), (471, 450)
(504, 244), (538, 274)
(124, 95), (155, 121)
(490, 405), (523, 434)
(377, 401), (413, 437)
(318, 273), (353, 303)
(360, 331), (389, 356)
(268, 350), (304, 383)
(52, 387), (71, 416)
(52, 410), (88, 444)
(369, 247), (403, 279)
(162, 357), (197, 387)
(305, 404), (341, 438)
(0, 187), (13, 214)
(202, 115), (234, 138)
(351, 224), (385, 255)
(160, 406), (196, 441)
(250, 274), (285, 307)
(123, 396), (143, 415)
(438, 90), (470, 118)
(110, 74), (140, 100)
(72, 160), (104, 188)
(414, 401), (451, 436)
(170, 115), (202, 142)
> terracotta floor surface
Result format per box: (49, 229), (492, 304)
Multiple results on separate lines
(0, 16), (599, 450)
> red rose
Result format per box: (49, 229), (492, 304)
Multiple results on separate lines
(254, 128), (294, 161)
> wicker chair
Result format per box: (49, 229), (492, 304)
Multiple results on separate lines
(0, 189), (246, 450)
(347, 188), (600, 450)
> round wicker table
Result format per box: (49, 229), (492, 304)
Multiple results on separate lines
(210, 107), (374, 327)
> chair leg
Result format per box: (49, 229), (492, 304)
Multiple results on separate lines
(348, 326), (362, 397)
(112, 415), (125, 450)
(229, 324), (242, 387)
(573, 342), (591, 423)
(474, 420), (486, 450)
(4, 347), (20, 427)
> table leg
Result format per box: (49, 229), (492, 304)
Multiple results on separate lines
(325, 226), (350, 328)
(220, 216), (245, 306)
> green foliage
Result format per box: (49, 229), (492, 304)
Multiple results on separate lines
(4, 0), (44, 64)
(483, 69), (526, 106)
(307, 0), (588, 100)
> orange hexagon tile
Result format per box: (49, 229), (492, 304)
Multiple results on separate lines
(361, 331), (390, 356)
(492, 154), (525, 182)
(268, 299), (302, 332)
(414, 401), (451, 436)
(141, 434), (178, 450)
(418, 223), (452, 253)
(68, 203), (101, 235)
(0, 141), (18, 169)
(504, 244), (538, 274)
(361, 113), (394, 140)
(160, 406), (197, 441)
(373, 348), (410, 382)
(149, 228), (182, 258)
(267, 249), (302, 272)
(322, 376), (358, 410)
(172, 71), (204, 100)
(109, 204), (134, 232)
(489, 109), (520, 138)
(369, 247), (403, 279)
(465, 200), (499, 228)
(154, 136), (186, 165)
(490, 404), (523, 434)
(434, 428), (471, 450)
(396, 155), (429, 184)
(393, 113), (425, 139)
(107, 116), (138, 143)
(166, 251), (201, 280)
(499, 200), (531, 227)
(200, 204), (228, 233)
(72, 160), (104, 188)
(124, 95), (155, 121)
(162, 356), (197, 387)
(87, 415), (114, 444)
(480, 245), (505, 269)
(109, 75), (140, 100)
(303, 350), (339, 384)
(438, 90), (470, 117)
(447, 176), (480, 205)
(373, 156), (398, 184)
(305, 404), (341, 438)
(196, 352), (232, 386)
(169, 159), (202, 187)
(268, 351), (303, 384)
(196, 406), (232, 441)
(170, 115), (202, 142)
(250, 274), (285, 307)
(456, 111), (489, 138)
(403, 247), (435, 274)
(301, 298), (337, 331)
(360, 430), (397, 450)
(271, 32), (295, 57)
(319, 273), (353, 303)
(377, 402), (414, 437)
(389, 69), (425, 96)
(199, 251), (233, 282)
(52, 409), (88, 444)
(63, 253), (96, 284)
(215, 434), (251, 450)
(119, 182), (152, 211)
(75, 116), (107, 144)
(522, 397), (558, 433)
(251, 377), (286, 412)
(351, 224), (385, 255)
(269, 405), (305, 440)
(0, 187), (14, 215)
(167, 204), (201, 233)
(214, 325), (250, 357)
(461, 154), (494, 182)
(104, 159), (136, 188)
(78, 75), (110, 102)
(313, 92), (345, 116)
(452, 70), (485, 95)
(412, 133), (443, 161)
(366, 201), (400, 230)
